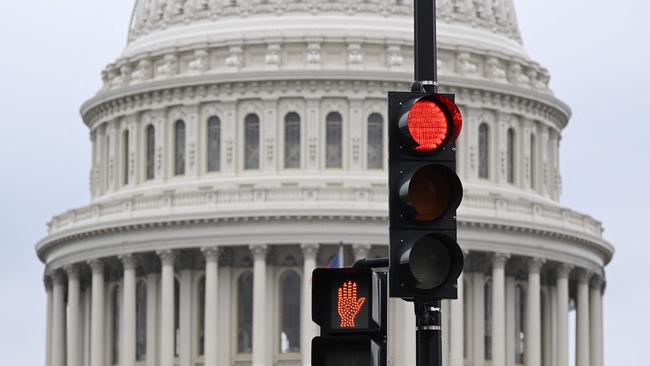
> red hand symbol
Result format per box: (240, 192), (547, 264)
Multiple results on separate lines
(337, 281), (366, 328)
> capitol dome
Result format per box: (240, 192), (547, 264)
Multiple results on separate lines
(37, 1), (612, 366)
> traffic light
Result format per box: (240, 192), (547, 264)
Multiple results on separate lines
(388, 92), (465, 300)
(311, 268), (386, 366)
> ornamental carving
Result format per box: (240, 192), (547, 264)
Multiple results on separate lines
(156, 54), (179, 78)
(347, 43), (363, 65)
(306, 43), (321, 65)
(485, 57), (506, 80)
(265, 44), (281, 66)
(387, 45), (403, 68)
(188, 50), (209, 73)
(132, 59), (153, 81)
(225, 46), (243, 68)
(456, 52), (477, 76)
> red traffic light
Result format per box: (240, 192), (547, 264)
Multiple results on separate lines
(398, 95), (462, 152)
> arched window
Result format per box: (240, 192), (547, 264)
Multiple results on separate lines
(174, 278), (180, 357)
(284, 113), (301, 169)
(507, 128), (515, 184)
(530, 134), (536, 189)
(112, 285), (122, 365)
(237, 271), (254, 354)
(174, 120), (186, 176)
(197, 276), (206, 356)
(123, 130), (130, 185)
(207, 117), (221, 172)
(279, 271), (301, 353)
(484, 279), (492, 360)
(367, 113), (384, 170)
(326, 112), (343, 168)
(244, 114), (260, 170)
(146, 125), (155, 180)
(515, 285), (526, 363)
(136, 280), (147, 361)
(479, 123), (489, 179)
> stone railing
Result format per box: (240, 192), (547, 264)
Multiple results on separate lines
(45, 186), (604, 249)
(98, 42), (550, 98)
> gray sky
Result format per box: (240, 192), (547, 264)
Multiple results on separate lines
(0, 0), (647, 365)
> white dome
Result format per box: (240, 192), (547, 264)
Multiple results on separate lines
(38, 2), (611, 366)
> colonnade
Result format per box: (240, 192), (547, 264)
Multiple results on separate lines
(44, 248), (605, 366)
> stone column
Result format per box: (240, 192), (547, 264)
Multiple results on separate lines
(352, 243), (371, 263)
(576, 269), (591, 366)
(145, 272), (159, 366)
(491, 254), (509, 366)
(450, 272), (464, 366)
(51, 271), (66, 366)
(556, 264), (571, 366)
(158, 250), (176, 366)
(471, 272), (485, 366)
(590, 276), (604, 366)
(300, 243), (319, 366)
(202, 247), (220, 366)
(250, 244), (268, 366)
(120, 255), (137, 366)
(65, 265), (81, 366)
(179, 268), (192, 366)
(45, 278), (53, 366)
(526, 258), (544, 366)
(89, 259), (105, 366)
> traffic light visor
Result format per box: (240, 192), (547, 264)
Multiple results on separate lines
(399, 164), (463, 221)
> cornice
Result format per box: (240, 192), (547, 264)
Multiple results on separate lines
(80, 76), (568, 134)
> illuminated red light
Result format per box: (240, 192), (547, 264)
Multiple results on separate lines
(407, 100), (449, 152)
(337, 281), (366, 328)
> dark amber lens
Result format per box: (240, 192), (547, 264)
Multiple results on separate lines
(408, 165), (452, 221)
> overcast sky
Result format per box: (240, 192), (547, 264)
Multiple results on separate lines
(0, 0), (648, 365)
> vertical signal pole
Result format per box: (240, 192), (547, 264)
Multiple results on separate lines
(414, 0), (437, 93)
(414, 2), (441, 366)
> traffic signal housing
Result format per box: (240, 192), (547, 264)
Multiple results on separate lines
(388, 92), (465, 301)
(311, 268), (387, 366)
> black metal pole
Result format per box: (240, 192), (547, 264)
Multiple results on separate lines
(414, 0), (437, 93)
(414, 300), (442, 366)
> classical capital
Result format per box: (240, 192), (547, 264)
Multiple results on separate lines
(491, 253), (510, 268)
(157, 250), (176, 266)
(87, 258), (105, 274)
(527, 258), (545, 274)
(352, 244), (371, 260)
(43, 273), (52, 290)
(50, 270), (66, 286)
(119, 254), (138, 270)
(63, 264), (81, 279)
(300, 243), (319, 259)
(575, 268), (592, 284)
(249, 244), (268, 261)
(201, 247), (220, 262)
(590, 274), (604, 289)
(556, 263), (573, 279)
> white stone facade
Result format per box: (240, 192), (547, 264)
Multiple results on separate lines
(37, 1), (612, 366)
